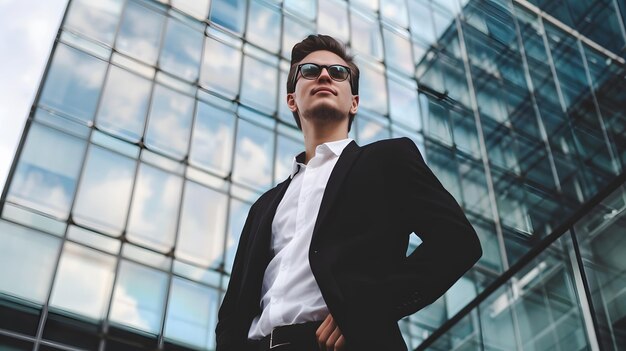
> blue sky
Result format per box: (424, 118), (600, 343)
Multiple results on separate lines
(0, 0), (68, 191)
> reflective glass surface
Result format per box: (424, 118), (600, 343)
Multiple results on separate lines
(116, 1), (165, 65)
(200, 36), (242, 99)
(189, 101), (236, 177)
(159, 17), (203, 82)
(39, 44), (107, 123)
(96, 65), (152, 142)
(63, 0), (123, 46)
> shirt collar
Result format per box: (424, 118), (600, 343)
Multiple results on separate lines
(290, 138), (353, 179)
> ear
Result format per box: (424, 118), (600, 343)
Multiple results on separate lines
(287, 93), (298, 112)
(349, 95), (359, 115)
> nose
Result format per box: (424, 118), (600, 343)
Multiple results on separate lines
(317, 67), (332, 81)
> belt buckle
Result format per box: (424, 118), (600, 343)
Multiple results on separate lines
(269, 327), (291, 349)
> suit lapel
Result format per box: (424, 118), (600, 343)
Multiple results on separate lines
(311, 140), (361, 242)
(246, 178), (292, 267)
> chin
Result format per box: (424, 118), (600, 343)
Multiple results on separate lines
(304, 104), (347, 123)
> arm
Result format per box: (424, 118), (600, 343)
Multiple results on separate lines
(388, 137), (482, 320)
(215, 203), (258, 351)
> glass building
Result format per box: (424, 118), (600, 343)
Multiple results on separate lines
(0, 0), (625, 350)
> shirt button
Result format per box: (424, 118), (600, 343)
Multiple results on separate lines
(313, 250), (319, 254)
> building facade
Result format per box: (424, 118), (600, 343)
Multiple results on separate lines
(0, 0), (625, 350)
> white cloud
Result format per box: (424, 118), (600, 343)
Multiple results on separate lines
(0, 0), (68, 191)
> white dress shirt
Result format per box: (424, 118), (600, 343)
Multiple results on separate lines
(248, 138), (353, 339)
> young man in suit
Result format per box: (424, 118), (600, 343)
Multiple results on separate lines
(216, 34), (482, 351)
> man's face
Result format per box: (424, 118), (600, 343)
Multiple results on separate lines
(287, 50), (359, 127)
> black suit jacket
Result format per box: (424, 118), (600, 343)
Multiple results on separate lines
(216, 137), (482, 350)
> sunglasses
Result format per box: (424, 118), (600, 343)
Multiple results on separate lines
(293, 63), (352, 86)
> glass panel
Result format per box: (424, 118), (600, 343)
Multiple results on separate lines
(574, 185), (626, 350)
(116, 1), (165, 65)
(246, 0), (281, 53)
(317, 0), (349, 43)
(284, 0), (316, 21)
(224, 198), (251, 273)
(171, 0), (210, 20)
(232, 119), (275, 191)
(380, 0), (409, 28)
(356, 112), (390, 145)
(176, 180), (228, 268)
(127, 163), (183, 253)
(39, 43), (107, 122)
(200, 36), (242, 99)
(424, 99), (452, 146)
(425, 142), (462, 203)
(351, 0), (378, 11)
(109, 260), (168, 334)
(275, 134), (302, 184)
(387, 75), (420, 130)
(0, 221), (61, 303)
(72, 145), (136, 236)
(144, 84), (195, 160)
(240, 55), (278, 114)
(96, 65), (152, 142)
(64, 0), (124, 46)
(189, 101), (236, 177)
(458, 156), (492, 220)
(479, 284), (518, 350)
(209, 0), (247, 34)
(382, 26), (413, 76)
(408, 0), (435, 44)
(357, 60), (388, 115)
(164, 277), (219, 349)
(8, 123), (87, 219)
(470, 217), (503, 273)
(282, 15), (315, 59)
(350, 9), (384, 61)
(451, 109), (480, 158)
(49, 243), (116, 320)
(159, 17), (203, 82)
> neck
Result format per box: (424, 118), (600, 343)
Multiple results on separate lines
(302, 119), (349, 164)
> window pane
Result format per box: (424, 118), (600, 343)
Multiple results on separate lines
(109, 260), (168, 334)
(408, 0), (435, 44)
(200, 36), (242, 99)
(171, 0), (210, 20)
(49, 243), (116, 320)
(189, 101), (235, 177)
(317, 0), (349, 43)
(39, 44), (107, 123)
(382, 26), (413, 76)
(246, 0), (281, 53)
(127, 163), (183, 253)
(144, 85), (194, 160)
(72, 145), (136, 236)
(8, 123), (87, 219)
(458, 156), (492, 219)
(451, 109), (480, 158)
(96, 65), (152, 143)
(424, 99), (452, 145)
(176, 181), (228, 268)
(116, 1), (165, 65)
(356, 112), (390, 145)
(275, 134), (302, 184)
(357, 60), (388, 115)
(350, 9), (383, 61)
(164, 277), (219, 349)
(282, 15), (315, 59)
(240, 55), (278, 114)
(232, 119), (275, 191)
(64, 0), (124, 46)
(380, 0), (409, 28)
(0, 221), (61, 303)
(209, 0), (246, 34)
(284, 0), (316, 21)
(387, 76), (420, 130)
(160, 18), (203, 82)
(224, 199), (251, 273)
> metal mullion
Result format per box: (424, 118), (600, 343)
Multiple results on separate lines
(567, 229), (602, 351)
(97, 0), (148, 349)
(455, 11), (510, 277)
(576, 38), (621, 175)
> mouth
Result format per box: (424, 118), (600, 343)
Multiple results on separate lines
(312, 87), (337, 95)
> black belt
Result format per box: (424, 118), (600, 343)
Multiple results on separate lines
(248, 321), (323, 351)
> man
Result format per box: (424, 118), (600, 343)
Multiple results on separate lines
(216, 34), (482, 351)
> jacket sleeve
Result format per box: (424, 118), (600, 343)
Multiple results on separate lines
(387, 137), (482, 320)
(215, 202), (258, 351)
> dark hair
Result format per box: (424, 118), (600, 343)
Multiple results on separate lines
(287, 34), (360, 131)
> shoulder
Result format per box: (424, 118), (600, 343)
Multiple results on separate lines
(360, 137), (424, 161)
